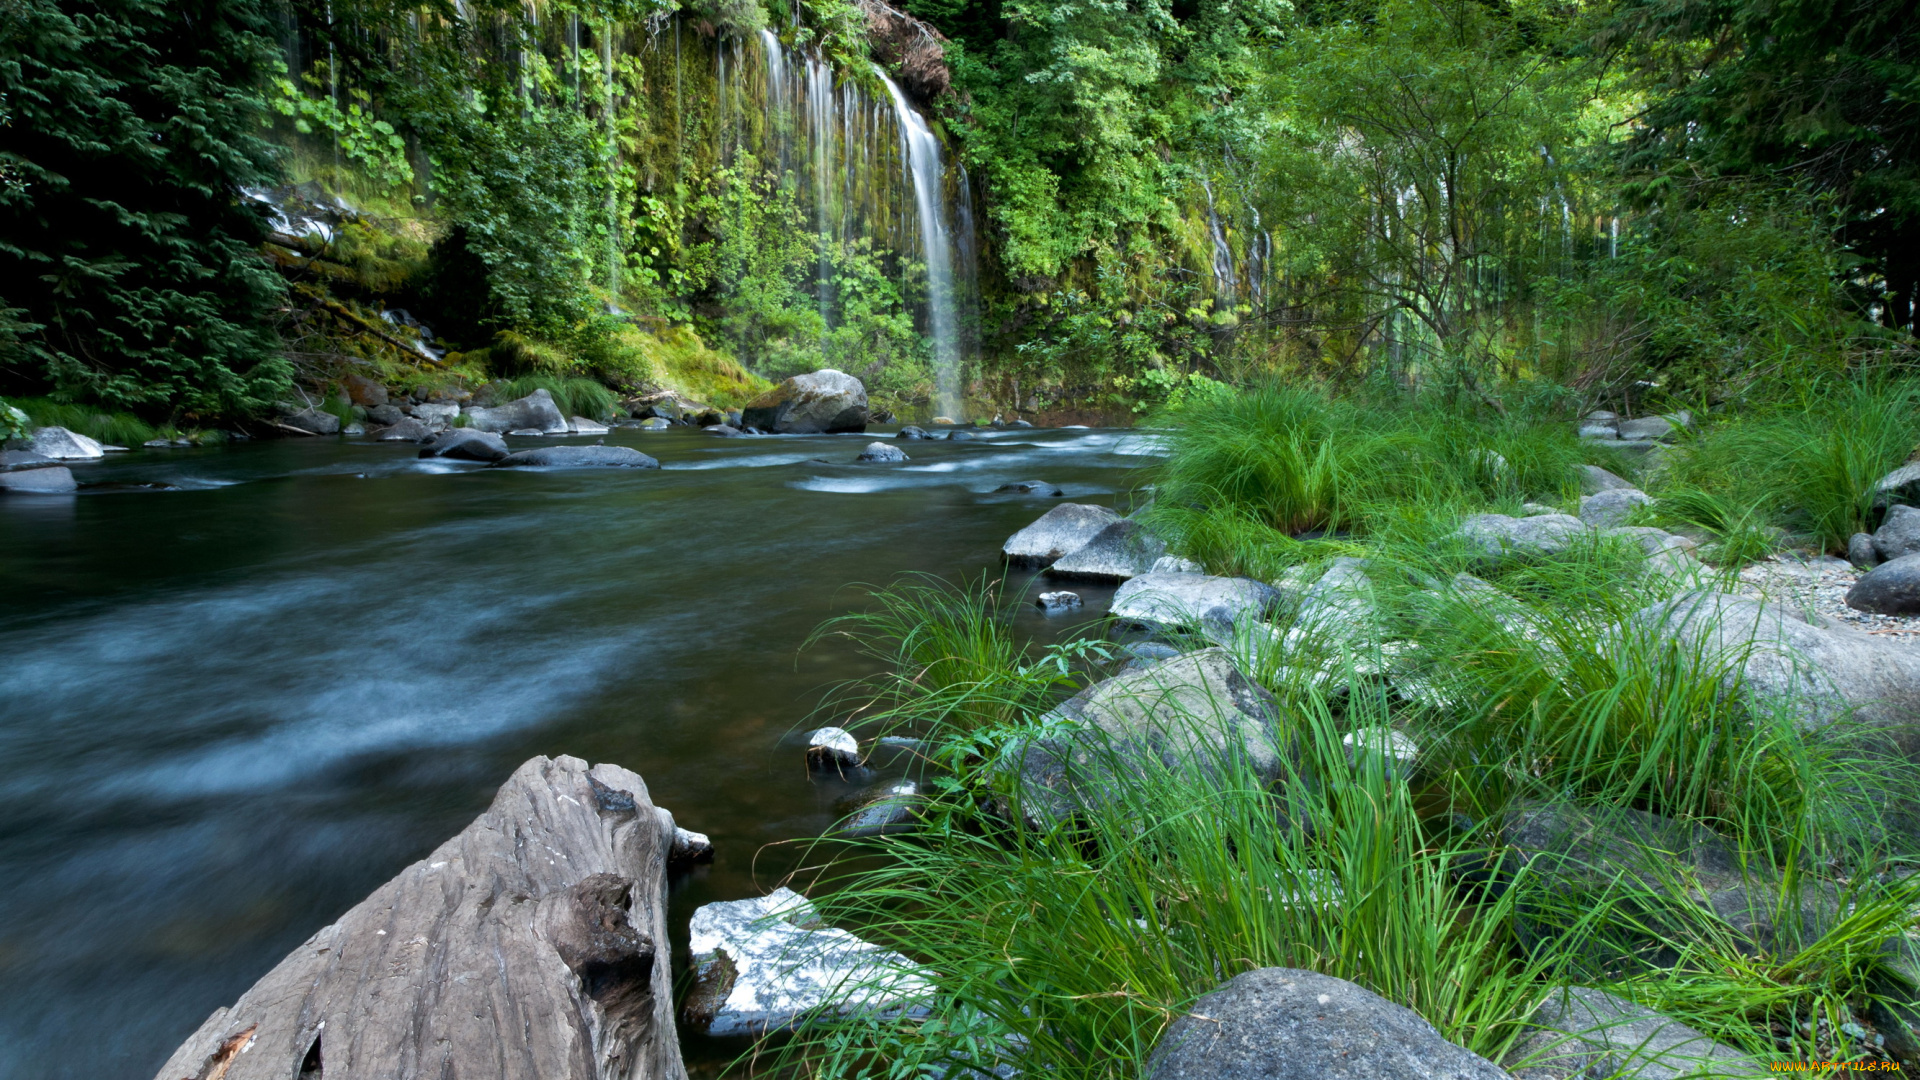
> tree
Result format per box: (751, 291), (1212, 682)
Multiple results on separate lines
(0, 0), (292, 416)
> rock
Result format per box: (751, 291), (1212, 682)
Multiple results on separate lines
(1012, 648), (1282, 824)
(1002, 503), (1122, 568)
(841, 781), (922, 838)
(1635, 593), (1920, 733)
(341, 422), (366, 436)
(279, 409), (340, 435)
(667, 825), (715, 868)
(464, 389), (570, 435)
(1111, 573), (1282, 631)
(0, 465), (76, 493)
(946, 429), (975, 441)
(1617, 413), (1689, 442)
(931, 416), (958, 425)
(707, 425), (744, 437)
(493, 446), (661, 469)
(419, 429), (510, 463)
(1008, 419), (1033, 428)
(0, 449), (52, 468)
(149, 756), (687, 1080)
(1152, 555), (1205, 573)
(1578, 420), (1620, 440)
(1851, 532), (1884, 569)
(897, 426), (933, 440)
(682, 887), (930, 1037)
(365, 403), (405, 426)
(857, 442), (908, 463)
(508, 428), (547, 436)
(1580, 464), (1634, 495)
(806, 727), (861, 770)
(1036, 590), (1083, 612)
(995, 480), (1064, 496)
(1148, 967), (1508, 1080)
(1451, 513), (1590, 566)
(343, 372), (388, 408)
(1875, 505), (1920, 561)
(740, 369), (869, 434)
(1849, 554), (1920, 615)
(1874, 461), (1920, 510)
(1521, 503), (1560, 516)
(1342, 726), (1419, 775)
(1507, 987), (1767, 1080)
(1046, 519), (1167, 581)
(570, 416), (611, 435)
(638, 417), (671, 431)
(1123, 641), (1184, 664)
(1578, 488), (1652, 528)
(409, 402), (460, 430)
(375, 417), (433, 442)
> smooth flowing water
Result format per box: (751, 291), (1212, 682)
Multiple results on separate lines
(0, 425), (1159, 1080)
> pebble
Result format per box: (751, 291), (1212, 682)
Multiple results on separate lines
(1734, 555), (1920, 636)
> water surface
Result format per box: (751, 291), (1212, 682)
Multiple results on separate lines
(0, 425), (1157, 1079)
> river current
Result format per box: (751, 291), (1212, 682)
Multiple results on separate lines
(0, 424), (1159, 1079)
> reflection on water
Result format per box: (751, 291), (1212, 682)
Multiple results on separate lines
(0, 425), (1152, 1079)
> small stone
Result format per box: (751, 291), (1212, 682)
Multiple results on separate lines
(408, 402), (460, 430)
(946, 429), (975, 441)
(567, 416), (610, 435)
(669, 827), (715, 868)
(344, 372), (388, 408)
(1008, 419), (1033, 428)
(1036, 591), (1083, 612)
(279, 409), (340, 435)
(842, 781), (922, 838)
(1578, 422), (1620, 440)
(507, 428), (546, 437)
(1617, 414), (1686, 441)
(896, 425), (932, 440)
(143, 439), (173, 448)
(931, 416), (958, 425)
(856, 442), (908, 463)
(707, 425), (744, 437)
(419, 429), (509, 463)
(1849, 532), (1882, 570)
(638, 417), (671, 430)
(806, 727), (860, 770)
(995, 480), (1064, 496)
(1848, 553), (1920, 615)
(366, 403), (405, 426)
(376, 417), (433, 442)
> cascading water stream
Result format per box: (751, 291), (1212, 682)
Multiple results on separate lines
(877, 66), (963, 420)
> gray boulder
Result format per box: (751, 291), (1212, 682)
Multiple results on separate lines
(569, 416), (611, 435)
(1012, 648), (1282, 824)
(806, 727), (861, 770)
(840, 781), (922, 838)
(1046, 519), (1167, 581)
(493, 446), (661, 469)
(897, 426), (933, 440)
(1875, 505), (1920, 561)
(1153, 555), (1206, 573)
(408, 402), (459, 430)
(1580, 465), (1634, 495)
(740, 369), (869, 434)
(1003, 503), (1122, 568)
(1634, 593), (1920, 734)
(28, 426), (105, 459)
(1848, 553), (1920, 615)
(1851, 532), (1883, 570)
(1617, 413), (1689, 442)
(1874, 461), (1920, 510)
(706, 425), (744, 437)
(682, 888), (929, 1037)
(995, 480), (1064, 496)
(279, 409), (340, 435)
(0, 449), (52, 468)
(1451, 513), (1590, 565)
(1112, 572), (1282, 631)
(419, 429), (510, 463)
(343, 372), (388, 407)
(465, 389), (569, 435)
(149, 756), (688, 1080)
(0, 465), (77, 493)
(1578, 488), (1653, 528)
(1578, 420), (1620, 440)
(1148, 967), (1507, 1080)
(375, 417), (432, 442)
(365, 403), (405, 426)
(637, 417), (671, 431)
(857, 442), (907, 463)
(1508, 987), (1766, 1080)
(946, 429), (976, 441)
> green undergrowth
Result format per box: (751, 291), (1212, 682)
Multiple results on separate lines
(774, 556), (1920, 1078)
(8, 398), (165, 446)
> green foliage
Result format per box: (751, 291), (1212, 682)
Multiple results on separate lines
(0, 0), (291, 416)
(488, 374), (620, 419)
(9, 397), (162, 445)
(267, 66), (412, 190)
(0, 398), (28, 441)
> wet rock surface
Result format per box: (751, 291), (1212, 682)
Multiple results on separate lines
(1507, 987), (1766, 1080)
(741, 370), (869, 434)
(1003, 503), (1122, 568)
(465, 388), (570, 435)
(493, 445), (661, 469)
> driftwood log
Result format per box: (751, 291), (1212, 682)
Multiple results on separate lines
(151, 756), (688, 1080)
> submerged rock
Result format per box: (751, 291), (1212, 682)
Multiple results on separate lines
(1045, 519), (1167, 581)
(418, 429), (509, 463)
(27, 426), (105, 459)
(706, 425), (744, 437)
(1003, 503), (1121, 568)
(0, 466), (76, 493)
(806, 727), (861, 770)
(857, 442), (908, 462)
(492, 445), (660, 469)
(1036, 590), (1083, 612)
(682, 888), (930, 1037)
(741, 369), (869, 434)
(897, 425), (933, 440)
(1148, 967), (1508, 1080)
(841, 780), (922, 838)
(464, 389), (569, 435)
(149, 756), (687, 1080)
(995, 480), (1064, 496)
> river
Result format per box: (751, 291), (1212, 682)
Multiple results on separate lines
(0, 424), (1159, 1079)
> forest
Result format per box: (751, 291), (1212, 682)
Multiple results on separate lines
(3, 0), (1913, 428)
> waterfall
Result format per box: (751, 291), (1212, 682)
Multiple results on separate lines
(1202, 178), (1238, 305)
(877, 67), (963, 420)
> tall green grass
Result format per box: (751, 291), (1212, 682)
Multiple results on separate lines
(489, 374), (619, 420)
(10, 397), (161, 446)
